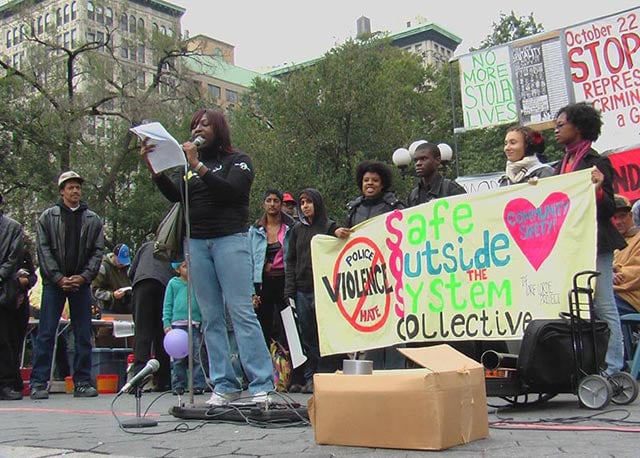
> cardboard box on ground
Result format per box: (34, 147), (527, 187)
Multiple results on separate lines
(309, 344), (489, 451)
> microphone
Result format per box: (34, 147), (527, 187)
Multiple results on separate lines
(192, 136), (205, 148)
(119, 359), (159, 394)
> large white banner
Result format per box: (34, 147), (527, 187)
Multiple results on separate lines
(312, 171), (597, 356)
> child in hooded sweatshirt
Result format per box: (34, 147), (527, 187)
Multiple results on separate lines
(163, 261), (208, 394)
(284, 188), (351, 393)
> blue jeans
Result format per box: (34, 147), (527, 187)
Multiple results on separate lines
(31, 283), (93, 387)
(595, 253), (624, 375)
(615, 295), (638, 363)
(170, 324), (207, 390)
(188, 234), (274, 395)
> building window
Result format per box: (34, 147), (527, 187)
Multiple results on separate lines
(96, 31), (104, 46)
(152, 23), (158, 35)
(120, 46), (128, 59)
(71, 1), (77, 20)
(129, 45), (136, 61)
(96, 5), (103, 24)
(207, 84), (221, 99)
(137, 71), (145, 89)
(71, 28), (77, 47)
(138, 18), (144, 32)
(37, 16), (43, 35)
(63, 31), (70, 48)
(120, 13), (127, 32)
(160, 25), (166, 35)
(86, 31), (95, 42)
(105, 8), (113, 26)
(58, 8), (64, 25)
(225, 89), (238, 104)
(86, 2), (94, 20)
(64, 5), (70, 23)
(129, 15), (136, 34)
(138, 43), (145, 63)
(13, 27), (18, 44)
(20, 25), (26, 42)
(45, 13), (51, 31)
(167, 28), (174, 37)
(6, 31), (11, 48)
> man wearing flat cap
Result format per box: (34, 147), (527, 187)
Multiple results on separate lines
(612, 194), (640, 314)
(30, 171), (104, 399)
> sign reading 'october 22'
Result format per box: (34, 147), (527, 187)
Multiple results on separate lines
(566, 8), (640, 152)
(311, 170), (596, 356)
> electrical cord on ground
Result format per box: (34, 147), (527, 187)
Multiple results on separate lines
(489, 407), (640, 432)
(198, 390), (310, 429)
(110, 389), (208, 435)
(110, 388), (310, 435)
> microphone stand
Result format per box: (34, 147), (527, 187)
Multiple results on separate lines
(182, 160), (195, 407)
(121, 383), (158, 428)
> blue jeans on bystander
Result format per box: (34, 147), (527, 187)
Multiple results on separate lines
(31, 284), (93, 388)
(170, 324), (207, 391)
(595, 253), (624, 375)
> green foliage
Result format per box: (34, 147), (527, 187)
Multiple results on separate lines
(0, 7), (559, 249)
(0, 16), (201, 247)
(476, 11), (544, 50)
(233, 37), (437, 222)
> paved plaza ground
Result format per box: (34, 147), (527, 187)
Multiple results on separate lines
(1, 389), (639, 457)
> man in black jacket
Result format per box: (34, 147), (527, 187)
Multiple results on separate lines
(407, 142), (466, 206)
(0, 192), (28, 400)
(30, 171), (104, 399)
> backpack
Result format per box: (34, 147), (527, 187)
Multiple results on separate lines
(518, 319), (609, 392)
(153, 202), (185, 262)
(270, 340), (292, 392)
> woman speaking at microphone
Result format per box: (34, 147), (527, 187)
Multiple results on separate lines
(140, 109), (274, 405)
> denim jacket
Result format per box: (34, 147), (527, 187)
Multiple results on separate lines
(248, 212), (294, 284)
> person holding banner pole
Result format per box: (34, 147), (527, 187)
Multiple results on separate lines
(498, 126), (554, 187)
(554, 102), (627, 376)
(345, 161), (405, 369)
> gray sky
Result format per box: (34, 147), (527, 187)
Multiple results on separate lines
(176, 0), (639, 71)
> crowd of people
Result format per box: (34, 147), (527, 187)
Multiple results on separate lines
(1, 102), (639, 403)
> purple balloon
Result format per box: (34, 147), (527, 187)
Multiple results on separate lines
(163, 328), (189, 359)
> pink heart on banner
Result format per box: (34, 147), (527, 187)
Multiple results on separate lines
(503, 192), (571, 271)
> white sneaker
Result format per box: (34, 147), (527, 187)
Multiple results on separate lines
(251, 391), (270, 405)
(206, 391), (240, 406)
